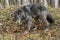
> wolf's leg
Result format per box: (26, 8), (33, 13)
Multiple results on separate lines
(27, 16), (32, 32)
(43, 18), (50, 31)
(24, 15), (32, 34)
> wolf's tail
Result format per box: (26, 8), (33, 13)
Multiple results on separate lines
(47, 15), (55, 24)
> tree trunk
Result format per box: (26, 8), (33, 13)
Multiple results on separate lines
(17, 0), (21, 6)
(34, 0), (39, 4)
(29, 0), (32, 3)
(5, 0), (9, 7)
(44, 0), (48, 7)
(47, 0), (50, 6)
(0, 3), (3, 9)
(32, 0), (34, 3)
(50, 0), (55, 7)
(55, 0), (59, 8)
(13, 0), (18, 5)
(22, 0), (30, 5)
(59, 0), (60, 7)
(41, 0), (44, 3)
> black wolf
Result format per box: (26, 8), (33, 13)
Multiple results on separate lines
(12, 3), (55, 32)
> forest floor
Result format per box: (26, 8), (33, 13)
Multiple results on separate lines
(0, 6), (60, 40)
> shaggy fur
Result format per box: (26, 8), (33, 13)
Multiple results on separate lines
(12, 3), (55, 32)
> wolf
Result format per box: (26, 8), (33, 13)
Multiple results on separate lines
(12, 3), (55, 33)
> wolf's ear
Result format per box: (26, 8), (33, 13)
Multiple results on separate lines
(23, 6), (31, 14)
(23, 6), (28, 12)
